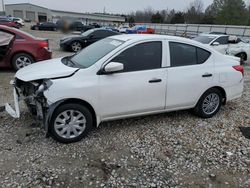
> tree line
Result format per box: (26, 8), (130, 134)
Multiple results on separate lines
(126, 0), (250, 25)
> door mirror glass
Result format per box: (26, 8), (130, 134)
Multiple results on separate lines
(212, 42), (220, 46)
(103, 62), (124, 74)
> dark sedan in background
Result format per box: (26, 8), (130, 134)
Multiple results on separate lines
(31, 22), (58, 31)
(60, 28), (120, 52)
(0, 25), (52, 70)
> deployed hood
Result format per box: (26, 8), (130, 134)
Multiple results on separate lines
(15, 58), (79, 82)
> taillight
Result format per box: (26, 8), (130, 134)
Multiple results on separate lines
(39, 41), (49, 49)
(233, 65), (244, 76)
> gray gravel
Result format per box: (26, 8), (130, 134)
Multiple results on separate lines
(1, 26), (250, 187)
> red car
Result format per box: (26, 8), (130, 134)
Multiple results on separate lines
(0, 19), (20, 29)
(0, 25), (52, 70)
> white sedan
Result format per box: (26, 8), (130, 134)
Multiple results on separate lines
(6, 35), (244, 143)
(193, 34), (250, 62)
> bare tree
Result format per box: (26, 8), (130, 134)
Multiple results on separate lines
(185, 0), (204, 24)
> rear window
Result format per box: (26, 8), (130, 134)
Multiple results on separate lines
(169, 42), (211, 67)
(10, 28), (36, 39)
(193, 36), (216, 44)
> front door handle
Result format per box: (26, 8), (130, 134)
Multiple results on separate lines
(149, 79), (162, 83)
(202, 73), (213, 78)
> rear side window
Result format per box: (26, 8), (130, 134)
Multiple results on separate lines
(214, 36), (228, 45)
(169, 42), (211, 67)
(197, 48), (211, 64)
(111, 41), (162, 72)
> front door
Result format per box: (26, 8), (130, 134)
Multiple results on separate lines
(0, 30), (14, 63)
(99, 41), (167, 119)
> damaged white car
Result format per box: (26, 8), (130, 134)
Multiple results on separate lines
(193, 34), (250, 63)
(6, 35), (244, 143)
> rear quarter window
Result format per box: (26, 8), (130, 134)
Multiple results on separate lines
(169, 42), (211, 67)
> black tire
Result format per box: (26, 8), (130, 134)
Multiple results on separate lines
(50, 103), (93, 143)
(236, 53), (247, 64)
(12, 53), (34, 71)
(193, 88), (222, 118)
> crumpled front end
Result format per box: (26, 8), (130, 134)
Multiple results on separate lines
(5, 78), (53, 126)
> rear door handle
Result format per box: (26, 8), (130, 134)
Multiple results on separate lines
(149, 79), (162, 83)
(202, 73), (213, 78)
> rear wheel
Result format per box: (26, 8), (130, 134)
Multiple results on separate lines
(12, 53), (34, 71)
(50, 103), (93, 143)
(194, 88), (222, 118)
(236, 52), (247, 64)
(71, 41), (82, 52)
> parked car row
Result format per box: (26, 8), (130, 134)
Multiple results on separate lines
(31, 21), (100, 32)
(193, 34), (250, 63)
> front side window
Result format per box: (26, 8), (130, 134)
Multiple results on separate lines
(0, 30), (14, 46)
(111, 41), (162, 72)
(170, 42), (211, 67)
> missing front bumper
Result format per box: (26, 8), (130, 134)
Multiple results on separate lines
(5, 87), (20, 118)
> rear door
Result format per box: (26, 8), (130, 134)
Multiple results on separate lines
(99, 40), (168, 118)
(166, 41), (214, 110)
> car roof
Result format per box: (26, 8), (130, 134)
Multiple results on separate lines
(109, 34), (193, 42)
(109, 34), (215, 51)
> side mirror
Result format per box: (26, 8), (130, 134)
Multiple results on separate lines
(100, 62), (124, 74)
(89, 34), (94, 38)
(212, 42), (220, 46)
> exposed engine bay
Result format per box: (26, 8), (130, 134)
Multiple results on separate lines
(6, 78), (53, 126)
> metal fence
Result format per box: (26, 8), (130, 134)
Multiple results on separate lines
(135, 23), (250, 38)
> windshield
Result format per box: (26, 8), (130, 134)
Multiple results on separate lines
(193, 36), (216, 44)
(81, 29), (94, 37)
(70, 38), (124, 68)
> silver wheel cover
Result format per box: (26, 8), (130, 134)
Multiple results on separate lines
(202, 93), (220, 115)
(54, 110), (86, 139)
(71, 42), (82, 52)
(15, 56), (32, 69)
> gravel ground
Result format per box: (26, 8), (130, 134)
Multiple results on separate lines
(1, 27), (250, 187)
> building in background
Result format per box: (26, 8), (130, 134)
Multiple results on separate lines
(5, 3), (125, 25)
(0, 0), (5, 15)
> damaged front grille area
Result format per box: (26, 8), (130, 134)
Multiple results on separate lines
(14, 78), (51, 121)
(15, 78), (41, 97)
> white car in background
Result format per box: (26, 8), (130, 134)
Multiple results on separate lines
(5, 35), (244, 143)
(9, 17), (25, 26)
(193, 34), (250, 62)
(118, 26), (129, 33)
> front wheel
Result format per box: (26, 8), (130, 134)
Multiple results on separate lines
(71, 41), (82, 52)
(50, 103), (93, 143)
(194, 88), (222, 118)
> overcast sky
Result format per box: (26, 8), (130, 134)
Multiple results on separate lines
(4, 0), (217, 14)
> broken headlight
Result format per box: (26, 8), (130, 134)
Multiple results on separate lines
(35, 79), (53, 96)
